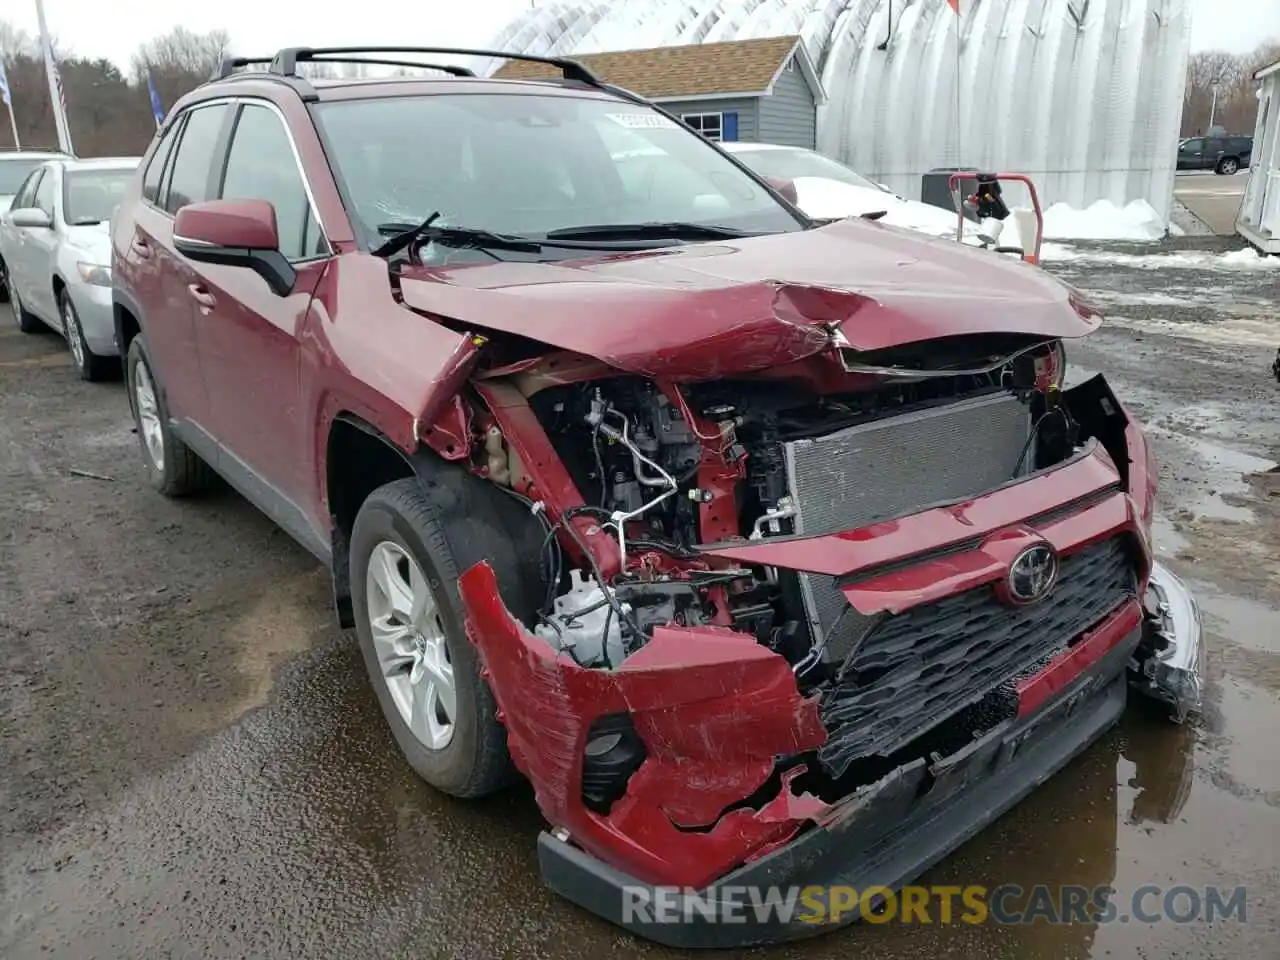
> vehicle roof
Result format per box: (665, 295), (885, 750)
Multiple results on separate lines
(0, 150), (70, 161)
(720, 142), (805, 153)
(191, 71), (632, 106)
(60, 156), (142, 169)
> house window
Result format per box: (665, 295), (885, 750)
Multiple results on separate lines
(682, 112), (723, 142)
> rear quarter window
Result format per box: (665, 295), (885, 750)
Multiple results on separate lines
(164, 104), (229, 215)
(143, 122), (182, 205)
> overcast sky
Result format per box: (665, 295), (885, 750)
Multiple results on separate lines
(5, 0), (1279, 73)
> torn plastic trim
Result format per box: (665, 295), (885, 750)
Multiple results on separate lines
(457, 559), (828, 889)
(830, 327), (1058, 380)
(535, 622), (1138, 949)
(1132, 562), (1203, 723)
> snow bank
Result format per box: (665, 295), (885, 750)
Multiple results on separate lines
(1039, 199), (1167, 242)
(1219, 247), (1279, 268)
(1039, 245), (1278, 269)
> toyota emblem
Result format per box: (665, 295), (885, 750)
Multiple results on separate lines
(1007, 544), (1059, 605)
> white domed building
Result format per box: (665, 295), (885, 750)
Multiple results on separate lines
(481, 0), (1192, 230)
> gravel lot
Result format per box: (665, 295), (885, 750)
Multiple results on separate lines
(3, 243), (1279, 958)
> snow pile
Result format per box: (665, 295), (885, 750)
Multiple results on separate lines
(1039, 246), (1278, 269)
(1219, 247), (1278, 268)
(1038, 199), (1167, 242)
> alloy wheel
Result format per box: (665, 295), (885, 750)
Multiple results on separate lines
(133, 359), (165, 471)
(365, 540), (456, 750)
(64, 299), (85, 370)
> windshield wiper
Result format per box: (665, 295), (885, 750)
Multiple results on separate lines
(542, 221), (755, 242)
(373, 213), (544, 259)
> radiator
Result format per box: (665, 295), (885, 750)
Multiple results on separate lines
(782, 390), (1033, 664)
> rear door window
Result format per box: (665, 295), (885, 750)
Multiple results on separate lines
(143, 121), (183, 206)
(11, 169), (44, 210)
(164, 104), (230, 215)
(33, 169), (56, 217)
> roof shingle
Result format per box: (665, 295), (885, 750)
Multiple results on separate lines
(493, 35), (802, 101)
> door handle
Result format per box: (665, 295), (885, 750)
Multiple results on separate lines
(130, 237), (152, 259)
(188, 284), (216, 309)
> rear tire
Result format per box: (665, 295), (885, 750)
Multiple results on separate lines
(1217, 157), (1240, 175)
(350, 477), (518, 798)
(0, 257), (10, 304)
(9, 281), (41, 333)
(126, 335), (213, 496)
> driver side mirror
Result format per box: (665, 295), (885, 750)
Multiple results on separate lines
(173, 198), (295, 297)
(11, 207), (53, 229)
(762, 175), (799, 206)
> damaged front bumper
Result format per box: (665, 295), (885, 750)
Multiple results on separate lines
(535, 609), (1141, 948)
(1131, 562), (1203, 722)
(455, 373), (1187, 946)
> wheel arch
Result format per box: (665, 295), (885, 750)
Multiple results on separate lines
(325, 412), (419, 627)
(323, 410), (546, 631)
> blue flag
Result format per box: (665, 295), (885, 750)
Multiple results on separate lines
(146, 71), (164, 127)
(0, 61), (11, 106)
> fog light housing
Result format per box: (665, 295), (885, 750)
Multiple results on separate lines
(581, 714), (646, 813)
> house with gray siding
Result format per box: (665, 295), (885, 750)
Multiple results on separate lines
(493, 35), (825, 149)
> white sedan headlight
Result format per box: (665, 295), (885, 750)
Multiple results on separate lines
(76, 261), (112, 287)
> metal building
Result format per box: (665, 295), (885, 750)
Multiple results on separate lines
(1238, 57), (1280, 254)
(483, 0), (1192, 223)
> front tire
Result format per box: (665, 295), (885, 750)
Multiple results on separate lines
(125, 336), (213, 496)
(350, 477), (516, 798)
(61, 291), (116, 382)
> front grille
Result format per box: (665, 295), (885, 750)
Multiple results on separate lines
(783, 391), (1033, 663)
(817, 536), (1137, 776)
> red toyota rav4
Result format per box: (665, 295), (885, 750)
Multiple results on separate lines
(111, 46), (1202, 946)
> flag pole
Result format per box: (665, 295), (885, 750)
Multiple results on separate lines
(0, 63), (19, 149)
(34, 0), (74, 154)
(5, 99), (19, 150)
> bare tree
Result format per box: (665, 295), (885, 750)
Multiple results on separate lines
(1182, 43), (1280, 136)
(0, 20), (36, 61)
(129, 26), (232, 85)
(0, 19), (240, 155)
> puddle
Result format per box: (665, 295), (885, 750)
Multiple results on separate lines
(1213, 679), (1280, 795)
(1150, 515), (1191, 556)
(1198, 588), (1280, 655)
(1144, 428), (1277, 522)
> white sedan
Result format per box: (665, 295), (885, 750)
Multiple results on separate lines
(0, 156), (140, 380)
(721, 142), (984, 242)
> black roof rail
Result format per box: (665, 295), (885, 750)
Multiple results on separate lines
(269, 46), (604, 87)
(213, 56), (276, 80)
(299, 55), (475, 77)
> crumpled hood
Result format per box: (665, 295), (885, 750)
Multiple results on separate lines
(398, 217), (1099, 380)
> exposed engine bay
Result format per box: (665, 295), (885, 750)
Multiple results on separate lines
(510, 335), (1075, 677)
(434, 329), (1157, 806)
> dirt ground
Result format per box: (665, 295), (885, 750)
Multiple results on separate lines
(2, 243), (1279, 959)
